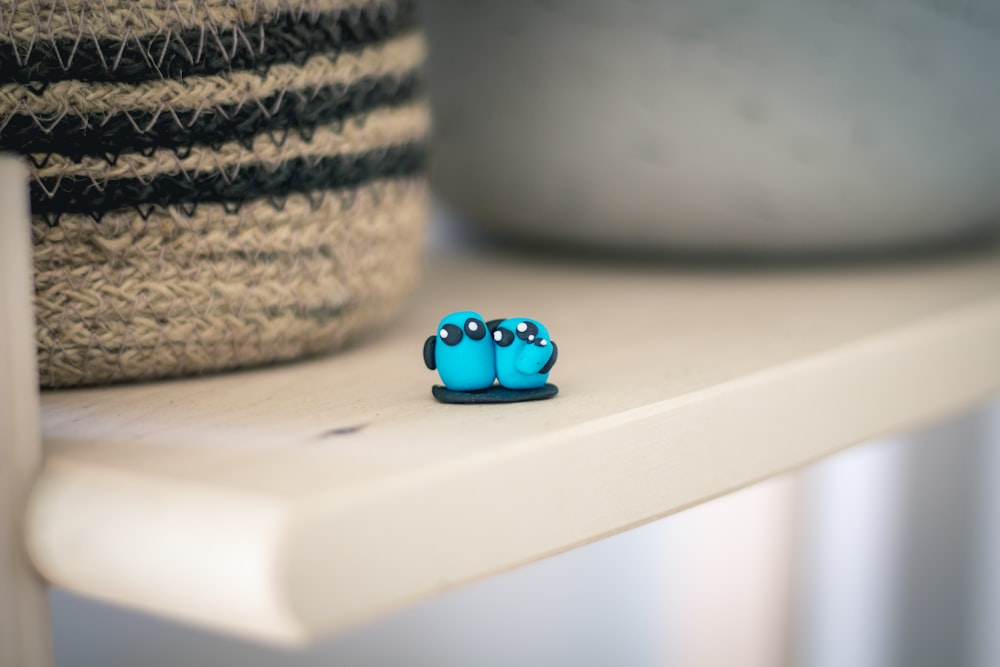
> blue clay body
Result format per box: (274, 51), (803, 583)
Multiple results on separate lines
(423, 310), (495, 391)
(491, 317), (558, 390)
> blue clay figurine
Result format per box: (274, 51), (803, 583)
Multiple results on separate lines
(490, 317), (558, 390)
(423, 310), (495, 391)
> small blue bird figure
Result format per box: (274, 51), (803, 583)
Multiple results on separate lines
(423, 310), (496, 391)
(489, 317), (558, 390)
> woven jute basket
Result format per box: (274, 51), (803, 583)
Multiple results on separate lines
(0, 0), (429, 387)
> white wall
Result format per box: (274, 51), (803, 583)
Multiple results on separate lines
(795, 437), (907, 667)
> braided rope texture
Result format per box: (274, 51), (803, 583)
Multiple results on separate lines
(2, 0), (429, 387)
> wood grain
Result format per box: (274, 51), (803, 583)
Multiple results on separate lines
(26, 244), (1000, 643)
(0, 157), (52, 666)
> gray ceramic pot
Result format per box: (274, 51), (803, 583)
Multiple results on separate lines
(424, 0), (1000, 253)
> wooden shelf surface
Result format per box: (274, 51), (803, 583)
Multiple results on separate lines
(27, 246), (1000, 643)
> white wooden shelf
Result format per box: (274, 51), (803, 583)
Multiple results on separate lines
(27, 247), (1000, 644)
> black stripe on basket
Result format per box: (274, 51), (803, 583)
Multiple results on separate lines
(30, 141), (425, 216)
(1, 71), (422, 158)
(0, 2), (419, 84)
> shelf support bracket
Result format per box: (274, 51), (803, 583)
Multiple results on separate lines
(0, 156), (53, 667)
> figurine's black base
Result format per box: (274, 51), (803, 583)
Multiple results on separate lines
(432, 383), (559, 404)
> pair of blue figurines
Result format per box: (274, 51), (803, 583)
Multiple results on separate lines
(424, 311), (558, 403)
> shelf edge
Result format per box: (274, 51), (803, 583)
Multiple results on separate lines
(26, 296), (1000, 643)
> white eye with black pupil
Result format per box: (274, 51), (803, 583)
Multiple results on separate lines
(515, 321), (538, 341)
(465, 318), (486, 340)
(494, 327), (515, 347)
(440, 323), (463, 345)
